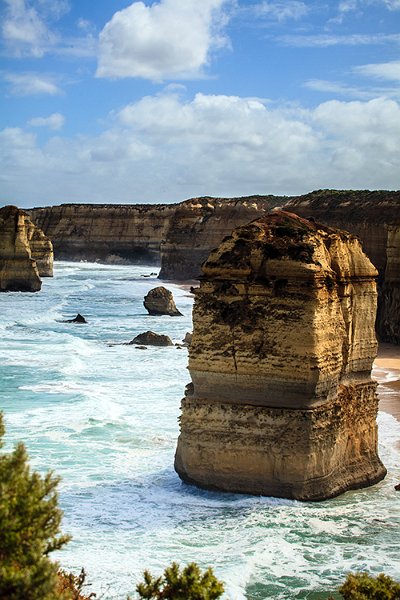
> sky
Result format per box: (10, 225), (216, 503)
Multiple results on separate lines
(1, 0), (400, 208)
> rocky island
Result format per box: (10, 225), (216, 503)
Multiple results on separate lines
(174, 211), (387, 500)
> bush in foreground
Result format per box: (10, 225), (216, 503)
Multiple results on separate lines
(0, 412), (70, 599)
(134, 561), (224, 600)
(338, 572), (400, 599)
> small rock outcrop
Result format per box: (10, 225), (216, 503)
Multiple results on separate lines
(0, 205), (42, 292)
(128, 331), (173, 346)
(174, 211), (387, 501)
(62, 314), (87, 323)
(143, 286), (182, 316)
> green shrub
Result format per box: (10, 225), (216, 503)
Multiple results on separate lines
(0, 412), (71, 599)
(339, 572), (400, 599)
(134, 561), (225, 599)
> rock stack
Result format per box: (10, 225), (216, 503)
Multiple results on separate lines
(143, 286), (182, 316)
(0, 205), (53, 292)
(175, 211), (386, 501)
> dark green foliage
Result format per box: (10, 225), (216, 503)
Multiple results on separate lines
(0, 412), (71, 599)
(134, 562), (224, 600)
(338, 572), (400, 599)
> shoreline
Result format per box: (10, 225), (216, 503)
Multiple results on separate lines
(373, 342), (400, 422)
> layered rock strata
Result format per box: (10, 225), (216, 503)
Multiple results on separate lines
(0, 205), (42, 292)
(174, 211), (386, 500)
(28, 190), (400, 343)
(28, 196), (283, 274)
(286, 190), (400, 344)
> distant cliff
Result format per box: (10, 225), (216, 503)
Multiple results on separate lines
(28, 203), (175, 264)
(28, 196), (284, 272)
(158, 195), (285, 279)
(285, 190), (400, 344)
(28, 190), (400, 343)
(0, 205), (52, 292)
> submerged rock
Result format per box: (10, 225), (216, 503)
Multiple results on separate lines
(143, 286), (182, 316)
(0, 205), (42, 292)
(395, 483), (400, 491)
(128, 331), (173, 346)
(175, 211), (387, 501)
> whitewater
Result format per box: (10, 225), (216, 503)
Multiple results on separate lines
(1, 262), (399, 599)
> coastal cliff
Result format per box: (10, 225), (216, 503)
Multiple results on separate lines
(286, 190), (400, 344)
(28, 197), (283, 272)
(0, 205), (42, 292)
(158, 196), (285, 279)
(174, 211), (386, 500)
(28, 203), (176, 264)
(28, 190), (400, 343)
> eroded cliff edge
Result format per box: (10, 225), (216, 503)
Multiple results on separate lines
(0, 205), (47, 292)
(174, 211), (386, 500)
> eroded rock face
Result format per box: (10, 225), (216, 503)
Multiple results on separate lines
(27, 220), (54, 277)
(158, 196), (285, 280)
(174, 211), (386, 501)
(0, 205), (42, 292)
(144, 286), (182, 316)
(286, 189), (400, 344)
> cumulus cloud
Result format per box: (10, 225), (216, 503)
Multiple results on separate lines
(3, 72), (62, 96)
(96, 0), (230, 81)
(1, 92), (399, 206)
(28, 113), (65, 130)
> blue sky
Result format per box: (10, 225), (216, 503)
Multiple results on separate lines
(1, 0), (400, 207)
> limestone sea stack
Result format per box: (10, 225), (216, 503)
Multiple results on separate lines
(174, 211), (387, 501)
(0, 205), (42, 292)
(27, 220), (54, 277)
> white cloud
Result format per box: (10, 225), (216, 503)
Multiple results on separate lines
(304, 78), (400, 100)
(277, 33), (400, 46)
(3, 72), (62, 96)
(28, 113), (65, 130)
(355, 60), (400, 81)
(1, 92), (399, 207)
(252, 1), (309, 21)
(96, 0), (230, 81)
(2, 0), (54, 57)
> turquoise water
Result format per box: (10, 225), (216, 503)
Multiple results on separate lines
(1, 262), (399, 599)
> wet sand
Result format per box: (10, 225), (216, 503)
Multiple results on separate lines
(373, 342), (400, 422)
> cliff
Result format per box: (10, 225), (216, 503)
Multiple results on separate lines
(285, 190), (400, 344)
(28, 203), (176, 264)
(158, 196), (285, 279)
(174, 211), (386, 500)
(28, 197), (284, 273)
(28, 190), (400, 343)
(0, 205), (42, 292)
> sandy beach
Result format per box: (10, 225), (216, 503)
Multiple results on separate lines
(373, 342), (400, 422)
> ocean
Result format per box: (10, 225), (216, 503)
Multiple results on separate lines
(1, 261), (399, 599)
